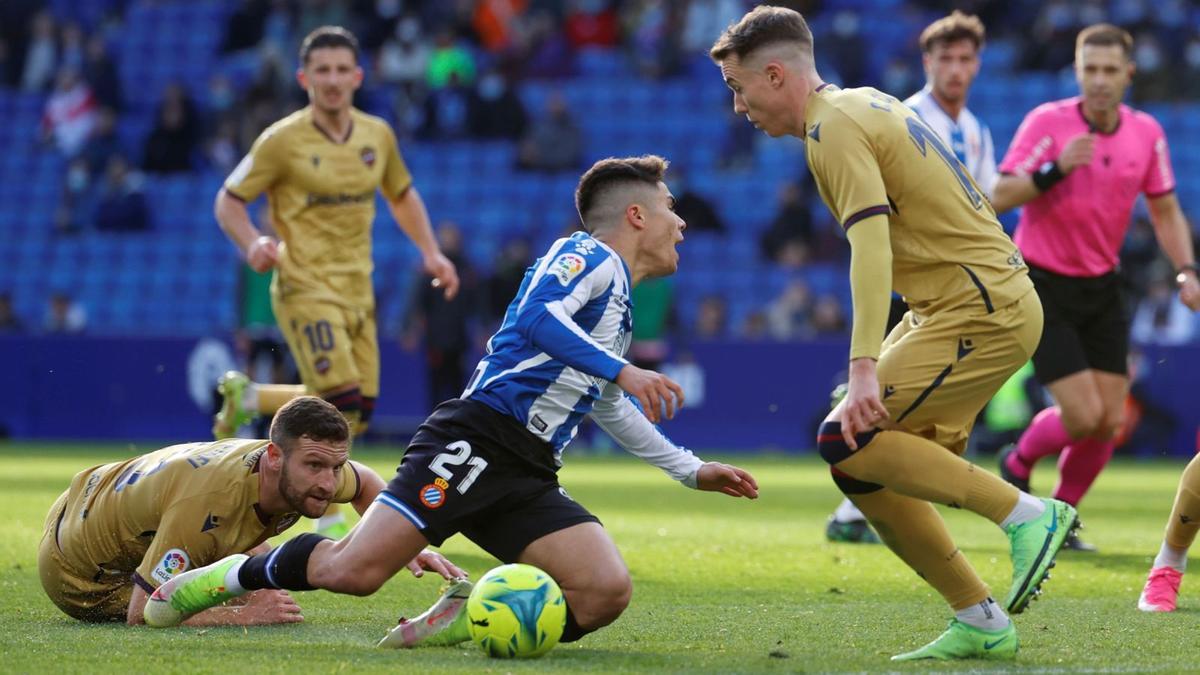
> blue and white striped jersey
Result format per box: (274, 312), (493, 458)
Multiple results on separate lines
(904, 85), (998, 198)
(462, 231), (702, 484)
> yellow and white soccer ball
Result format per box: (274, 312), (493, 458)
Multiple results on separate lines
(466, 563), (566, 658)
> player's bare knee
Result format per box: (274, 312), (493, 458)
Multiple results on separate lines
(573, 574), (631, 629)
(1061, 404), (1103, 439)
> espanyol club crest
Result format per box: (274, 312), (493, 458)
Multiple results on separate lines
(360, 146), (376, 167)
(420, 478), (449, 509)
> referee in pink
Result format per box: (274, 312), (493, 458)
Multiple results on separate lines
(991, 23), (1200, 551)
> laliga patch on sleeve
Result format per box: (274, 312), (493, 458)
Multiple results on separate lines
(150, 548), (191, 586)
(550, 253), (587, 286)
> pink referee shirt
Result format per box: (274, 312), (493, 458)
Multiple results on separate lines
(998, 97), (1175, 277)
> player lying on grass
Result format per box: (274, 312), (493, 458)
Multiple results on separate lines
(711, 6), (1076, 661)
(143, 155), (759, 649)
(37, 396), (461, 625)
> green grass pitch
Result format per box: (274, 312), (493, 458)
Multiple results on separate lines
(1, 443), (1196, 673)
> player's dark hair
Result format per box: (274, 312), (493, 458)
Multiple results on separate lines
(574, 155), (669, 233)
(300, 25), (360, 65)
(709, 5), (813, 62)
(919, 11), (985, 53)
(269, 396), (350, 453)
(1076, 23), (1133, 59)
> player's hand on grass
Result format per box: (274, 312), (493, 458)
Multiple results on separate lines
(841, 358), (889, 450)
(406, 549), (468, 580)
(238, 589), (303, 625)
(424, 250), (461, 300)
(1058, 133), (1096, 173)
(696, 462), (759, 499)
(616, 364), (685, 425)
(246, 235), (280, 272)
(1178, 271), (1200, 311)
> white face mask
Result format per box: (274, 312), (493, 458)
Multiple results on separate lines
(478, 74), (504, 99)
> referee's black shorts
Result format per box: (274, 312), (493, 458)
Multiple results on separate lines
(1027, 263), (1129, 385)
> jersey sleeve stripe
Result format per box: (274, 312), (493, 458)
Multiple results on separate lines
(223, 187), (249, 203)
(842, 205), (890, 230)
(131, 571), (156, 593)
(349, 462), (362, 502)
(375, 492), (427, 530)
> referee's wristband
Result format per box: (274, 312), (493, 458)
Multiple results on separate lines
(1031, 161), (1066, 192)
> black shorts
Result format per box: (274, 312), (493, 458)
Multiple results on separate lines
(1027, 264), (1129, 384)
(380, 398), (599, 562)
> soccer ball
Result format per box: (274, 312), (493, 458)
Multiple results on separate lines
(466, 563), (566, 658)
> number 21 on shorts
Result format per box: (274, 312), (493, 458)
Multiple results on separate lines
(429, 441), (488, 494)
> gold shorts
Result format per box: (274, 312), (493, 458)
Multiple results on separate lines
(38, 491), (130, 622)
(879, 290), (1043, 455)
(272, 296), (379, 398)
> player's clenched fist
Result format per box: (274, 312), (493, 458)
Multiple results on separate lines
(616, 364), (685, 425)
(1058, 133), (1096, 173)
(246, 235), (280, 273)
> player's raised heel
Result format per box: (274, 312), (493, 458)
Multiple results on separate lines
(891, 619), (1017, 661)
(1004, 498), (1078, 614)
(143, 554), (248, 627)
(377, 578), (474, 648)
(212, 371), (256, 440)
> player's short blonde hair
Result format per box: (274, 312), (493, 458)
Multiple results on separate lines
(1076, 23), (1133, 59)
(709, 5), (813, 63)
(269, 396), (350, 453)
(919, 11), (985, 54)
(574, 155), (669, 233)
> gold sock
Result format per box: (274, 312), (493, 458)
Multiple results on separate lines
(853, 488), (990, 610)
(1165, 454), (1200, 550)
(256, 384), (308, 415)
(836, 430), (1019, 525)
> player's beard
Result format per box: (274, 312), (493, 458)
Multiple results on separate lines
(279, 460), (332, 518)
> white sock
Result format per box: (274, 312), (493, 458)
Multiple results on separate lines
(1154, 541), (1188, 572)
(999, 492), (1046, 529)
(833, 497), (866, 523)
(241, 385), (259, 413)
(316, 512), (345, 530)
(223, 557), (247, 595)
(955, 597), (1010, 631)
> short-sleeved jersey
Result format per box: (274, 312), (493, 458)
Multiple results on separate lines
(225, 107), (414, 309)
(803, 85), (1032, 317)
(998, 97), (1175, 277)
(903, 85), (998, 197)
(54, 440), (360, 590)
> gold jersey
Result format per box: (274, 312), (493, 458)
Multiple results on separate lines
(225, 107), (414, 309)
(52, 440), (360, 590)
(803, 85), (1032, 318)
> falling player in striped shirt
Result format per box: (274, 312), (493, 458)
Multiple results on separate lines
(143, 156), (759, 648)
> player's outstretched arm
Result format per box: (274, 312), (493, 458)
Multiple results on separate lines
(695, 462), (759, 499)
(127, 582), (303, 626)
(387, 187), (460, 300)
(1146, 192), (1200, 310)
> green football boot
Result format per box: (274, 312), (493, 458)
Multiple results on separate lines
(143, 554), (248, 627)
(1004, 498), (1078, 613)
(891, 619), (1017, 661)
(212, 371), (256, 440)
